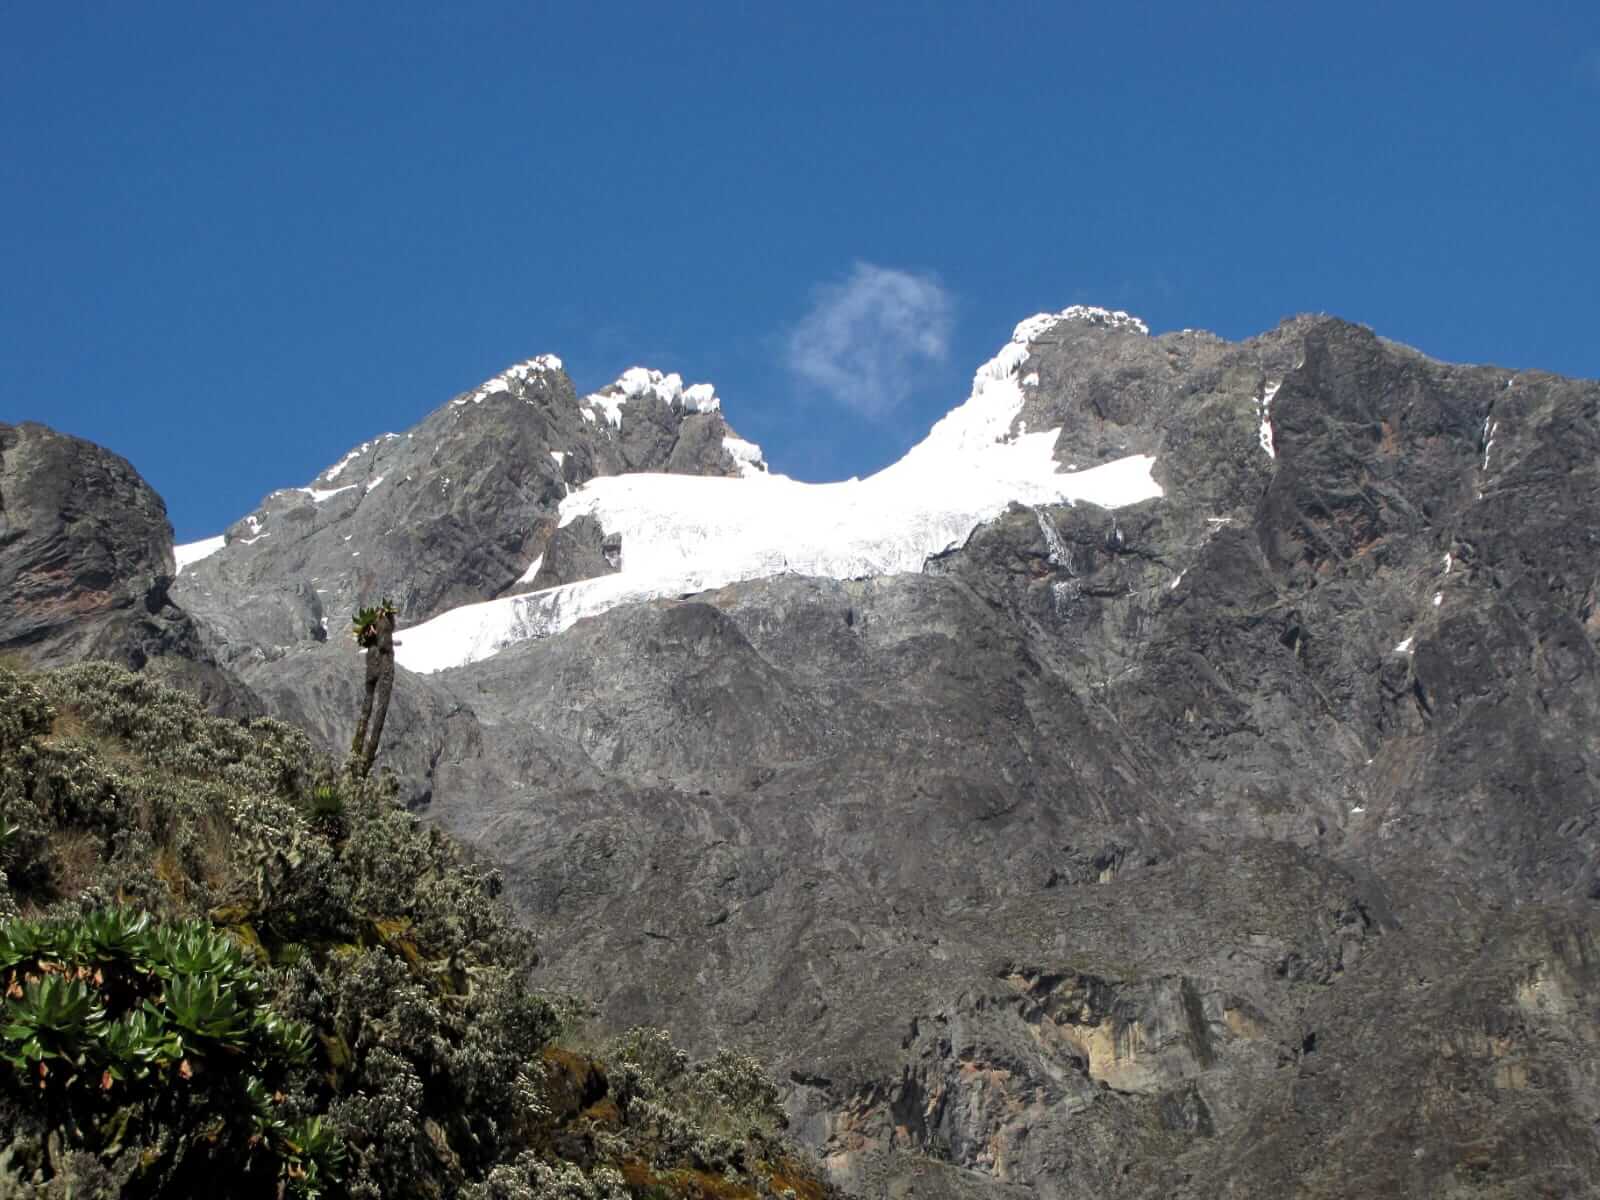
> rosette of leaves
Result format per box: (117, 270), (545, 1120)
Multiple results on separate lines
(1, 909), (155, 976)
(0, 917), (56, 972)
(281, 1115), (346, 1199)
(146, 920), (258, 991)
(244, 1075), (287, 1141)
(244, 1080), (345, 1200)
(258, 1007), (314, 1064)
(350, 599), (397, 649)
(1, 975), (106, 1078)
(308, 781), (345, 820)
(161, 973), (256, 1050)
(81, 907), (153, 964)
(98, 1008), (181, 1083)
(0, 910), (334, 1196)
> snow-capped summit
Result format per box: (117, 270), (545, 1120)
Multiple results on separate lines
(583, 368), (725, 429)
(173, 304), (1175, 674)
(902, 306), (1133, 464)
(393, 308), (1163, 673)
(1049, 305), (1149, 336)
(170, 347), (759, 661)
(453, 355), (565, 407)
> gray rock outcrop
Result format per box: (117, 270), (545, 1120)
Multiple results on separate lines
(0, 422), (254, 713)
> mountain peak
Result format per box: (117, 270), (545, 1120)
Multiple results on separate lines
(391, 312), (1167, 673)
(585, 366), (727, 429)
(14, 306), (1600, 1200)
(1016, 304), (1149, 342)
(170, 346), (756, 663)
(452, 354), (566, 407)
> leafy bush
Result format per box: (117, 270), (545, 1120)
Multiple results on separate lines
(0, 662), (840, 1200)
(0, 909), (323, 1195)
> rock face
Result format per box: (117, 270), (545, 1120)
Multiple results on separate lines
(171, 358), (754, 665)
(13, 311), (1600, 1198)
(0, 422), (253, 713)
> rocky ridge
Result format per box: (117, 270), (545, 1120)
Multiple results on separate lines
(172, 358), (760, 666)
(9, 307), (1600, 1198)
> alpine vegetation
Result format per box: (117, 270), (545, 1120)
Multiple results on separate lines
(0, 662), (840, 1200)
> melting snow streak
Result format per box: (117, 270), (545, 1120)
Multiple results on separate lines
(1258, 381), (1281, 458)
(174, 536), (225, 574)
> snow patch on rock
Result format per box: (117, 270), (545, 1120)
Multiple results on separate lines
(453, 355), (565, 407)
(299, 484), (357, 503)
(682, 383), (720, 413)
(1258, 381), (1281, 458)
(397, 309), (1164, 674)
(174, 535), (225, 574)
(723, 436), (767, 478)
(1010, 306), (1148, 343)
(323, 446), (367, 482)
(583, 368), (724, 430)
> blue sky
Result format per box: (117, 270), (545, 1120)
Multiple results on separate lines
(4, 3), (1597, 540)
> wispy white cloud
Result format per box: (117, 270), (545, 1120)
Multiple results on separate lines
(785, 263), (954, 419)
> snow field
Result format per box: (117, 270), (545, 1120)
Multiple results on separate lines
(397, 308), (1163, 673)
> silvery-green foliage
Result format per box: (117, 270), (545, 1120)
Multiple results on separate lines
(330, 950), (443, 1058)
(0, 669), (54, 751)
(602, 1028), (788, 1175)
(442, 966), (559, 1120)
(330, 1045), (431, 1200)
(605, 1025), (688, 1102)
(44, 664), (314, 800)
(99, 827), (173, 915)
(339, 791), (533, 971)
(0, 662), (832, 1200)
(696, 1049), (785, 1127)
(0, 792), (49, 896)
(462, 1156), (629, 1200)
(0, 671), (55, 897)
(29, 739), (121, 830)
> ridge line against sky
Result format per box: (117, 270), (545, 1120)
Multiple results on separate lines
(3, 2), (1597, 539)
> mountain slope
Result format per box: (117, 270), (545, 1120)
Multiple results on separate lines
(0, 661), (843, 1200)
(409, 312), (1600, 1198)
(14, 305), (1600, 1198)
(172, 359), (758, 665)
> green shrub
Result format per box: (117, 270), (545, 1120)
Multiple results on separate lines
(0, 668), (54, 751)
(0, 661), (841, 1200)
(0, 909), (329, 1196)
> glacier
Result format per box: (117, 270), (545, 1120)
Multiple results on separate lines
(395, 307), (1163, 674)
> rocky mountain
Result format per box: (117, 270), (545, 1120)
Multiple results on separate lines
(0, 421), (253, 714)
(173, 358), (760, 665)
(11, 308), (1600, 1198)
